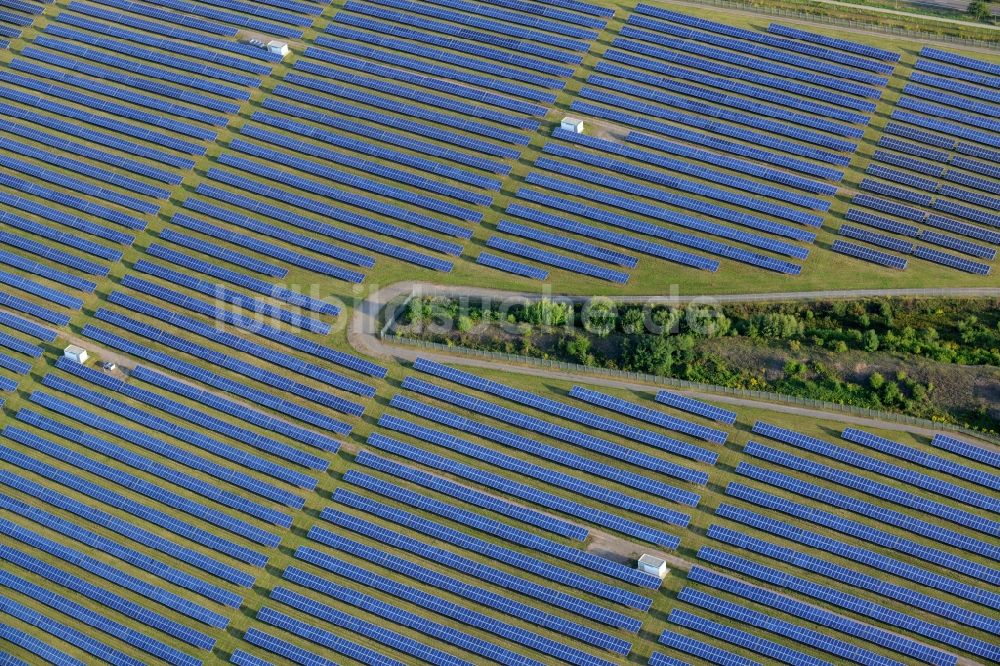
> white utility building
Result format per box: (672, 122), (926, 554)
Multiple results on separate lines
(267, 40), (290, 57)
(638, 554), (668, 579)
(560, 117), (584, 134)
(63, 345), (89, 364)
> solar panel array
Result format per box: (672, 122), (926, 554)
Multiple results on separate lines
(840, 46), (999, 274)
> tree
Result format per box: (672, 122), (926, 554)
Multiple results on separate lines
(969, 0), (992, 21)
(620, 306), (646, 335)
(869, 372), (885, 390)
(862, 329), (879, 353)
(456, 315), (473, 333)
(582, 297), (616, 337)
(561, 333), (592, 366)
(623, 334), (676, 376)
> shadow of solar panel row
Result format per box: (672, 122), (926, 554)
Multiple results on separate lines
(212, 155), (474, 238)
(13, 407), (288, 541)
(356, 445), (589, 539)
(669, 606), (835, 666)
(47, 362), (321, 489)
(0, 134), (171, 199)
(0, 79), (207, 154)
(0, 271), (81, 311)
(753, 421), (997, 512)
(144, 243), (344, 314)
(717, 502), (1000, 613)
(580, 83), (855, 165)
(594, 58), (868, 137)
(627, 13), (888, 87)
(103, 0), (308, 37)
(104, 291), (379, 394)
(0, 428), (270, 567)
(611, 35), (877, 114)
(360, 0), (598, 51)
(485, 235), (631, 282)
(838, 224), (913, 253)
(240, 123), (495, 204)
(0, 518), (231, 629)
(315, 509), (641, 631)
(160, 228), (286, 277)
(410, 359), (718, 474)
(904, 83), (1000, 117)
(283, 71), (532, 148)
(0, 591), (162, 666)
(84, 316), (362, 427)
(168, 212), (370, 280)
(617, 26), (884, 99)
(736, 459), (1000, 560)
(704, 524), (998, 657)
(128, 362), (341, 455)
(21, 45), (245, 111)
(269, 586), (472, 666)
(331, 487), (657, 609)
(517, 185), (800, 274)
(228, 137), (484, 223)
(307, 530), (631, 655)
(54, 12), (272, 75)
(9, 57), (229, 128)
(555, 131), (829, 214)
(637, 5), (893, 73)
(698, 545), (994, 662)
(0, 288), (76, 326)
(339, 1), (586, 64)
(29, 35), (252, 100)
(574, 101), (844, 181)
(496, 219), (638, 267)
(66, 1), (285, 61)
(726, 478), (998, 590)
(526, 168), (809, 259)
(0, 467), (255, 592)
(0, 567), (208, 666)
(369, 426), (688, 547)
(343, 467), (671, 588)
(318, 27), (564, 90)
(830, 239), (906, 269)
(476, 251), (548, 279)
(688, 566), (954, 665)
(544, 137), (827, 226)
(0, 150), (158, 215)
(309, 37), (556, 106)
(504, 203), (719, 271)
(134, 259), (332, 334)
(193, 180), (457, 271)
(743, 439), (999, 538)
(601, 49), (871, 126)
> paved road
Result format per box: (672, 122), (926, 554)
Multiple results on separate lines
(350, 282), (1000, 446)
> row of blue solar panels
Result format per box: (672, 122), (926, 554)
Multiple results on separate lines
(932, 433), (1000, 469)
(703, 524), (999, 658)
(655, 390), (737, 424)
(831, 239), (907, 269)
(314, 510), (641, 632)
(715, 501), (998, 612)
(768, 23), (900, 61)
(485, 235), (630, 282)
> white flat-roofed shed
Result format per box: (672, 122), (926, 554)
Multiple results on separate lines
(638, 554), (668, 579)
(63, 345), (89, 364)
(560, 117), (584, 134)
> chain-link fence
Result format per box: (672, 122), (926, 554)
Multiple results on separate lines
(697, 0), (999, 46)
(382, 333), (998, 443)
